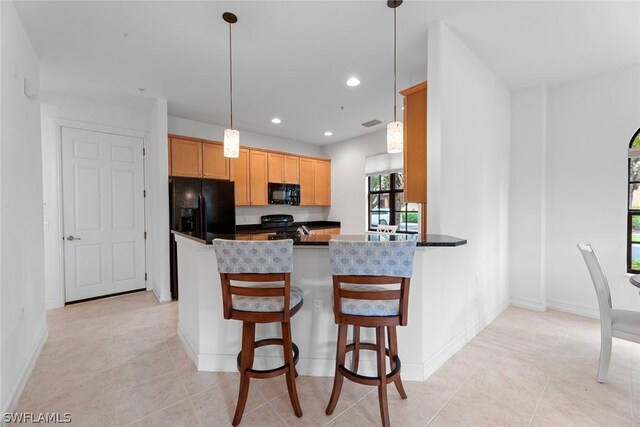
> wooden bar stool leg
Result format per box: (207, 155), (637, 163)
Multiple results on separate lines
(387, 326), (407, 399)
(326, 323), (348, 415)
(281, 321), (303, 417)
(351, 326), (361, 373)
(233, 322), (256, 426)
(376, 326), (390, 427)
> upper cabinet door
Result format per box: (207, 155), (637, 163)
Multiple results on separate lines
(170, 138), (202, 177)
(299, 157), (315, 206)
(249, 150), (268, 205)
(230, 148), (250, 205)
(267, 152), (285, 183)
(202, 143), (230, 180)
(401, 82), (427, 203)
(314, 160), (331, 206)
(284, 155), (300, 184)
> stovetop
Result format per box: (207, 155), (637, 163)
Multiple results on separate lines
(261, 214), (294, 229)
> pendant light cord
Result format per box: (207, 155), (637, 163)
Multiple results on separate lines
(393, 6), (397, 122)
(228, 22), (233, 130)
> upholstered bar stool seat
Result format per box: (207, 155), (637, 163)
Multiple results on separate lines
(325, 240), (417, 427)
(213, 239), (303, 426)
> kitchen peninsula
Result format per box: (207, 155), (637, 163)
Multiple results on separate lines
(173, 231), (468, 381)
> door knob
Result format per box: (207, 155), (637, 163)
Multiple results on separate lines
(66, 235), (81, 241)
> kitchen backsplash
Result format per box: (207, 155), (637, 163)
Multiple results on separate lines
(235, 205), (328, 225)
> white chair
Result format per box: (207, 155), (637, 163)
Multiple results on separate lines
(577, 244), (640, 383)
(375, 225), (398, 234)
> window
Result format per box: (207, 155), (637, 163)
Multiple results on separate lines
(627, 128), (640, 273)
(368, 172), (419, 233)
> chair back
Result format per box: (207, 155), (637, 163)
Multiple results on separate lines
(375, 225), (398, 234)
(328, 240), (417, 326)
(213, 239), (294, 321)
(577, 244), (612, 323)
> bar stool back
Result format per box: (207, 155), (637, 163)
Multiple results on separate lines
(213, 239), (303, 426)
(326, 240), (417, 427)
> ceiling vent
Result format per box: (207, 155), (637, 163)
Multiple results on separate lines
(361, 119), (382, 128)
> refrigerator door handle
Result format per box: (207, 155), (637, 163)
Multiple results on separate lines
(199, 194), (206, 234)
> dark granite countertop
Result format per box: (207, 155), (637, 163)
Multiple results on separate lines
(235, 220), (341, 234)
(172, 230), (467, 247)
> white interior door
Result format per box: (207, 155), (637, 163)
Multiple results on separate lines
(62, 127), (145, 302)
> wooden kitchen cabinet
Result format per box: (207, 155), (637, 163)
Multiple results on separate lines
(268, 153), (299, 184)
(284, 156), (299, 184)
(230, 149), (268, 206)
(314, 160), (331, 206)
(202, 142), (230, 180)
(249, 150), (268, 206)
(299, 158), (315, 205)
(169, 134), (330, 207)
(300, 158), (331, 206)
(267, 153), (285, 183)
(230, 148), (250, 205)
(170, 138), (202, 177)
(400, 82), (427, 204)
(323, 227), (341, 235)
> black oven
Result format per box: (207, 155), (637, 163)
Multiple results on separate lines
(268, 183), (300, 205)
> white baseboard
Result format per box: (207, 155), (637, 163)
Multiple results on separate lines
(510, 296), (547, 312)
(2, 325), (48, 418)
(152, 282), (172, 303)
(421, 299), (511, 380)
(45, 300), (63, 311)
(546, 299), (599, 319)
(177, 323), (199, 367)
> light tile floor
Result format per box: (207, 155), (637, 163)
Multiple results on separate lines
(14, 291), (640, 426)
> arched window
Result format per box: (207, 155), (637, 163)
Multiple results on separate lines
(627, 127), (640, 273)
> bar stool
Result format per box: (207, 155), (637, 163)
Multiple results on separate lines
(325, 240), (417, 427)
(212, 239), (303, 426)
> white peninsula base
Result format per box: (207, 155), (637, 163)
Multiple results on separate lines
(174, 234), (507, 381)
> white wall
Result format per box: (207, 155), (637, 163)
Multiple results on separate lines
(146, 99), (171, 301)
(423, 22), (511, 365)
(322, 129), (387, 234)
(544, 64), (640, 316)
(509, 85), (547, 310)
(168, 116), (328, 224)
(1, 1), (47, 413)
(509, 64), (640, 317)
(40, 95), (172, 307)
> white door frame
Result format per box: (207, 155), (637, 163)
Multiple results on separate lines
(53, 119), (149, 305)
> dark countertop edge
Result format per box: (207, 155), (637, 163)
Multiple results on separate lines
(236, 220), (341, 234)
(172, 230), (467, 247)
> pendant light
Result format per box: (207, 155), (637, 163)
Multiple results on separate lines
(223, 12), (239, 158)
(386, 0), (403, 154)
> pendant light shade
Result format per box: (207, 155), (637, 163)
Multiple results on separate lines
(223, 128), (240, 158)
(223, 12), (239, 158)
(387, 0), (403, 154)
(387, 121), (403, 153)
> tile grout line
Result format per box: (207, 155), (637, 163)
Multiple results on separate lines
(121, 396), (194, 427)
(322, 386), (379, 426)
(423, 353), (494, 427)
(167, 348), (205, 427)
(526, 375), (550, 427)
(267, 400), (293, 427)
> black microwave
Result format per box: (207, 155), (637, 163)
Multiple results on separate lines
(268, 183), (300, 205)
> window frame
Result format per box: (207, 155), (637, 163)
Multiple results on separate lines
(367, 172), (418, 234)
(627, 127), (640, 273)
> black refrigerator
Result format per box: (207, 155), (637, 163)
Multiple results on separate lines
(169, 177), (236, 299)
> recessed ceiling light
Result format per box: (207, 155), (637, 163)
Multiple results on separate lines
(271, 117), (282, 124)
(324, 131), (333, 136)
(346, 77), (360, 87)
